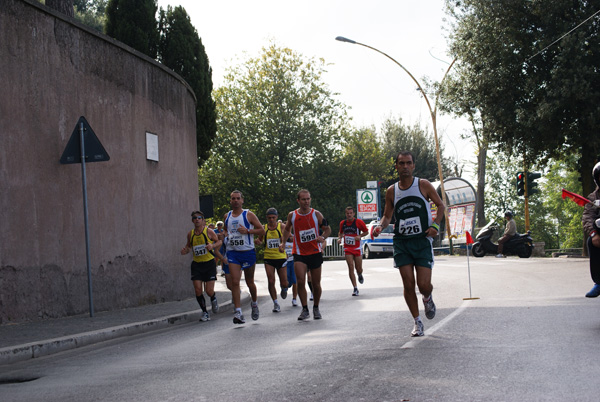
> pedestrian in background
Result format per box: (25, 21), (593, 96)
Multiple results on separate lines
(583, 162), (600, 297)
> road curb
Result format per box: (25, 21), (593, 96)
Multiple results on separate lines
(0, 290), (248, 365)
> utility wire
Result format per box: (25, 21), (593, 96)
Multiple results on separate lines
(527, 8), (600, 62)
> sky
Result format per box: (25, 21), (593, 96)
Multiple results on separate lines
(157, 0), (476, 182)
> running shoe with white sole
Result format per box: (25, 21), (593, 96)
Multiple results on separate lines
(281, 287), (288, 299)
(424, 295), (436, 319)
(199, 311), (210, 322)
(292, 298), (298, 307)
(310, 292), (314, 301)
(233, 311), (245, 324)
(411, 320), (424, 337)
(251, 303), (259, 320)
(358, 273), (364, 284)
(272, 303), (281, 313)
(352, 288), (359, 296)
(211, 298), (219, 314)
(313, 307), (322, 320)
(298, 309), (310, 321)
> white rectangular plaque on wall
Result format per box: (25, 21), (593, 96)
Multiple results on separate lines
(146, 132), (159, 162)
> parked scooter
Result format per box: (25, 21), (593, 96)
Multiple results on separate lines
(471, 220), (534, 258)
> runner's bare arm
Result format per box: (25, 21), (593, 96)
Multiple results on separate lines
(373, 185), (395, 237)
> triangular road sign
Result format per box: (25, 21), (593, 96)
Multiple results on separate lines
(60, 116), (110, 164)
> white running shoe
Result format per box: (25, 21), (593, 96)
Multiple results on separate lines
(233, 311), (245, 324)
(411, 320), (424, 337)
(272, 303), (281, 313)
(352, 288), (359, 296)
(292, 298), (298, 307)
(199, 311), (210, 322)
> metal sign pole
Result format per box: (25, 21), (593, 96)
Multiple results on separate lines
(79, 122), (94, 317)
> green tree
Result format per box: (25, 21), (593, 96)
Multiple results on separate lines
(158, 6), (216, 166)
(483, 151), (520, 225)
(309, 127), (391, 232)
(444, 0), (600, 196)
(380, 116), (451, 183)
(199, 43), (350, 221)
(540, 155), (584, 249)
(105, 0), (159, 58)
(73, 0), (107, 32)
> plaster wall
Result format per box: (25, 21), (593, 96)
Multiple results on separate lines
(0, 0), (200, 322)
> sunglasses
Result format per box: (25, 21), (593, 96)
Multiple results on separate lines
(192, 216), (204, 220)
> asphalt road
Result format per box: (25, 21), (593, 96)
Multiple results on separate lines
(1, 256), (599, 401)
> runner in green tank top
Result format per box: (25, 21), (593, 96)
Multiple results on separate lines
(372, 151), (445, 337)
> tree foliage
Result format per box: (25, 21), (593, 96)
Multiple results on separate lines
(380, 116), (451, 184)
(444, 0), (600, 196)
(73, 0), (107, 32)
(540, 155), (584, 249)
(158, 6), (216, 165)
(105, 0), (159, 58)
(199, 42), (451, 233)
(199, 43), (351, 222)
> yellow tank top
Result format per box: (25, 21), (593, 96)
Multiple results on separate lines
(263, 222), (287, 259)
(189, 227), (214, 263)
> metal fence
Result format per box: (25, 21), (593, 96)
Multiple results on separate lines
(323, 237), (345, 259)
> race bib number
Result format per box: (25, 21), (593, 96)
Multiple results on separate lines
(193, 244), (207, 256)
(397, 217), (422, 236)
(299, 228), (317, 243)
(267, 238), (280, 249)
(344, 236), (356, 246)
(229, 235), (245, 247)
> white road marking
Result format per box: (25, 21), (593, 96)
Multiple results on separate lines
(400, 299), (470, 349)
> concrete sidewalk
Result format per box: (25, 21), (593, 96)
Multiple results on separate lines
(0, 279), (243, 365)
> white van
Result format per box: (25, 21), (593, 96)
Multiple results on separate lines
(361, 221), (394, 259)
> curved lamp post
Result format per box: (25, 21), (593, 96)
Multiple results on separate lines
(335, 36), (456, 252)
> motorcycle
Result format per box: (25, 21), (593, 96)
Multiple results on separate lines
(471, 220), (534, 258)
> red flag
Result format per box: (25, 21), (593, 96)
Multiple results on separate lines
(465, 231), (474, 245)
(561, 189), (591, 207)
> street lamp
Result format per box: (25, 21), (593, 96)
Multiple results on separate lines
(335, 36), (456, 251)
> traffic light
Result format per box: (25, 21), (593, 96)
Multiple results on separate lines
(527, 172), (541, 195)
(516, 172), (525, 196)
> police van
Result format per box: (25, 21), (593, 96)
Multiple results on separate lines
(361, 221), (394, 259)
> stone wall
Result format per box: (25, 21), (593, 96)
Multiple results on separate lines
(0, 0), (200, 322)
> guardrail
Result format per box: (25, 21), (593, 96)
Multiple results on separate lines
(323, 237), (345, 259)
